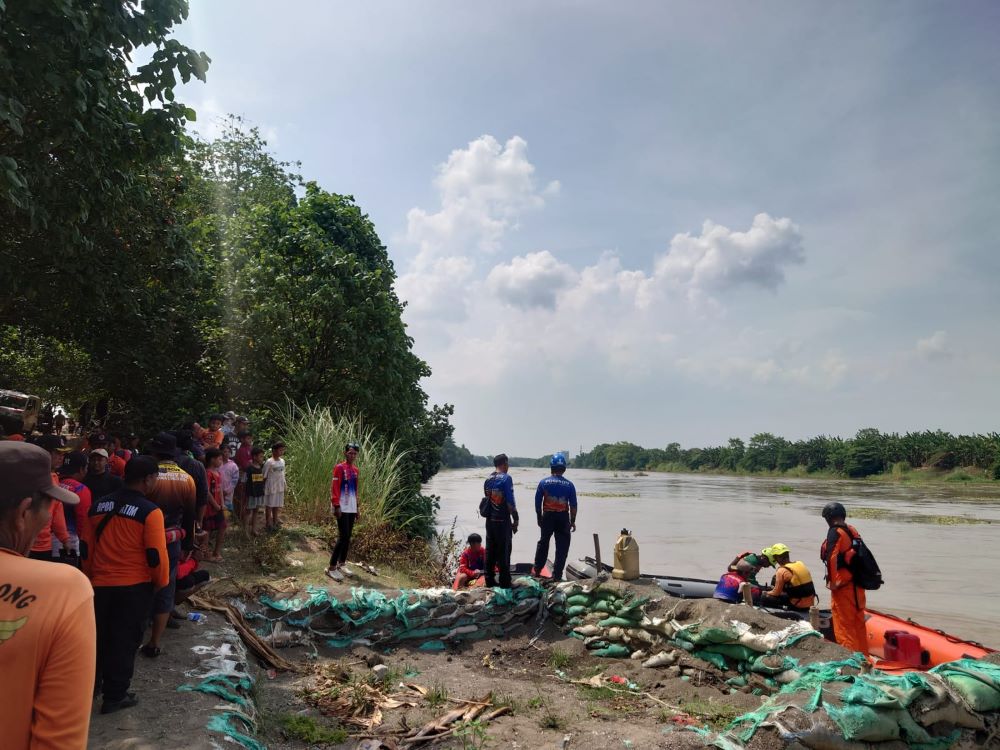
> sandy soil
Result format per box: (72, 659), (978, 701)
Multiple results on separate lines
(87, 613), (246, 749)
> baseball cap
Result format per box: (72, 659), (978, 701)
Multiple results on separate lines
(0, 443), (79, 504)
(59, 451), (89, 476)
(36, 434), (68, 453)
(149, 432), (178, 455)
(224, 410), (236, 420)
(89, 431), (109, 445)
(90, 448), (109, 458)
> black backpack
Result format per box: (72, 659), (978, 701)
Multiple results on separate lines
(833, 524), (884, 590)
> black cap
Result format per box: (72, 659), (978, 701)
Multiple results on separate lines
(124, 455), (160, 483)
(36, 434), (68, 453)
(58, 451), (89, 476)
(89, 432), (108, 446)
(149, 432), (177, 456)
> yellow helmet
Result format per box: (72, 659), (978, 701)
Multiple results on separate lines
(764, 543), (791, 564)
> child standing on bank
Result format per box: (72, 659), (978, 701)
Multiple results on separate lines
(326, 442), (360, 582)
(244, 448), (266, 536)
(202, 448), (227, 562)
(262, 442), (286, 532)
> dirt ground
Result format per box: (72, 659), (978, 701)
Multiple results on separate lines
(86, 533), (848, 750)
(87, 613), (248, 750)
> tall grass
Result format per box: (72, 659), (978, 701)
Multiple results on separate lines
(279, 403), (416, 529)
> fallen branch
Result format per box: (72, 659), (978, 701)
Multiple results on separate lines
(190, 593), (303, 673)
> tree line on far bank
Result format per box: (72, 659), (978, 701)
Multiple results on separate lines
(572, 429), (1000, 479)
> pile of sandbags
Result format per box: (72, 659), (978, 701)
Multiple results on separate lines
(257, 577), (551, 651)
(686, 656), (1000, 749)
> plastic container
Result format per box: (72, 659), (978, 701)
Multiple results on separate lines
(187, 612), (207, 623)
(883, 629), (926, 667)
(612, 529), (640, 580)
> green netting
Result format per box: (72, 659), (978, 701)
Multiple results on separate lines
(179, 674), (252, 707)
(206, 712), (266, 750)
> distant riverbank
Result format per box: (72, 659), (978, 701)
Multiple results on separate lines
(604, 463), (1000, 486)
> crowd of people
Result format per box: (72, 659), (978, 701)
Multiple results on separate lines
(0, 410), (308, 748)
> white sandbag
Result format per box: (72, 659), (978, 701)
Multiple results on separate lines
(730, 619), (817, 652)
(643, 651), (679, 668)
(574, 624), (603, 637)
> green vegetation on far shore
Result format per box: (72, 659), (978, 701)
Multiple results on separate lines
(572, 429), (1000, 482)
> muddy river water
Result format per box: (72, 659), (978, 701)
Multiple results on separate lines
(428, 467), (1000, 647)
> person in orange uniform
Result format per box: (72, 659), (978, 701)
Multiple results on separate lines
(29, 435), (71, 561)
(80, 456), (169, 714)
(820, 502), (869, 657)
(0, 441), (96, 750)
(142, 432), (197, 658)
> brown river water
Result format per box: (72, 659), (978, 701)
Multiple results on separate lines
(429, 467), (1000, 648)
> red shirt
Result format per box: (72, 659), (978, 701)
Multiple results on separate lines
(235, 444), (253, 471)
(108, 452), (126, 479)
(459, 546), (486, 577)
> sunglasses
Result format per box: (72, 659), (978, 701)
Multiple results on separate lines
(346, 443), (360, 451)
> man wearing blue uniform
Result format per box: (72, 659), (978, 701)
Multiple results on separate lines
(533, 452), (577, 581)
(483, 453), (518, 588)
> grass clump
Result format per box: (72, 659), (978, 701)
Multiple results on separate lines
(538, 709), (566, 730)
(945, 469), (976, 482)
(248, 529), (292, 571)
(680, 699), (741, 730)
(776, 485), (795, 493)
(526, 696), (545, 710)
(425, 682), (449, 709)
(278, 714), (347, 744)
(578, 684), (617, 701)
(549, 649), (572, 670)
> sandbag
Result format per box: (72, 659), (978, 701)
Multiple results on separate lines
(592, 644), (632, 659)
(566, 594), (592, 607)
(598, 616), (636, 629)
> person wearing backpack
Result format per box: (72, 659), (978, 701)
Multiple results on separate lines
(820, 502), (881, 657)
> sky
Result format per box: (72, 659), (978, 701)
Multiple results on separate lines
(167, 1), (1000, 456)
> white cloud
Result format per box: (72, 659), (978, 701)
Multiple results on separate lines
(404, 135), (557, 259)
(916, 330), (950, 361)
(396, 256), (475, 320)
(654, 213), (805, 292)
(486, 251), (577, 310)
(397, 135), (557, 324)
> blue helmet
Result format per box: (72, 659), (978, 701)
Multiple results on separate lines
(550, 452), (567, 468)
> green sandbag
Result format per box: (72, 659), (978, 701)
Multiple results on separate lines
(419, 640), (446, 651)
(592, 600), (615, 614)
(672, 638), (696, 652)
(591, 588), (620, 601)
(932, 659), (1000, 712)
(566, 594), (592, 607)
(704, 643), (758, 662)
(725, 676), (748, 687)
(566, 616), (583, 627)
(592, 644), (632, 659)
(944, 674), (1000, 712)
(749, 653), (797, 675)
(566, 605), (588, 617)
(586, 640), (610, 651)
(693, 649), (729, 671)
(598, 616), (636, 629)
(613, 607), (644, 622)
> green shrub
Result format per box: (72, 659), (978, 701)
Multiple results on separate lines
(945, 469), (974, 482)
(890, 461), (911, 479)
(279, 403), (422, 533)
(990, 461), (1000, 481)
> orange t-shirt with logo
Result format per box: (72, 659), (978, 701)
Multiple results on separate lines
(0, 547), (96, 749)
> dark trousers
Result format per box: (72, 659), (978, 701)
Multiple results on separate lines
(484, 519), (513, 588)
(95, 582), (155, 702)
(534, 511), (571, 580)
(330, 512), (357, 567)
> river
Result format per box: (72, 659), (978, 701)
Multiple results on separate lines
(428, 467), (1000, 647)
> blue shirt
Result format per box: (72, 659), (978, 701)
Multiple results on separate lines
(484, 471), (516, 522)
(535, 474), (578, 515)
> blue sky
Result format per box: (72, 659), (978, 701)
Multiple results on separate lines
(170, 2), (1000, 455)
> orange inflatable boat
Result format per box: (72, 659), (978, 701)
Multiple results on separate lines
(865, 608), (996, 671)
